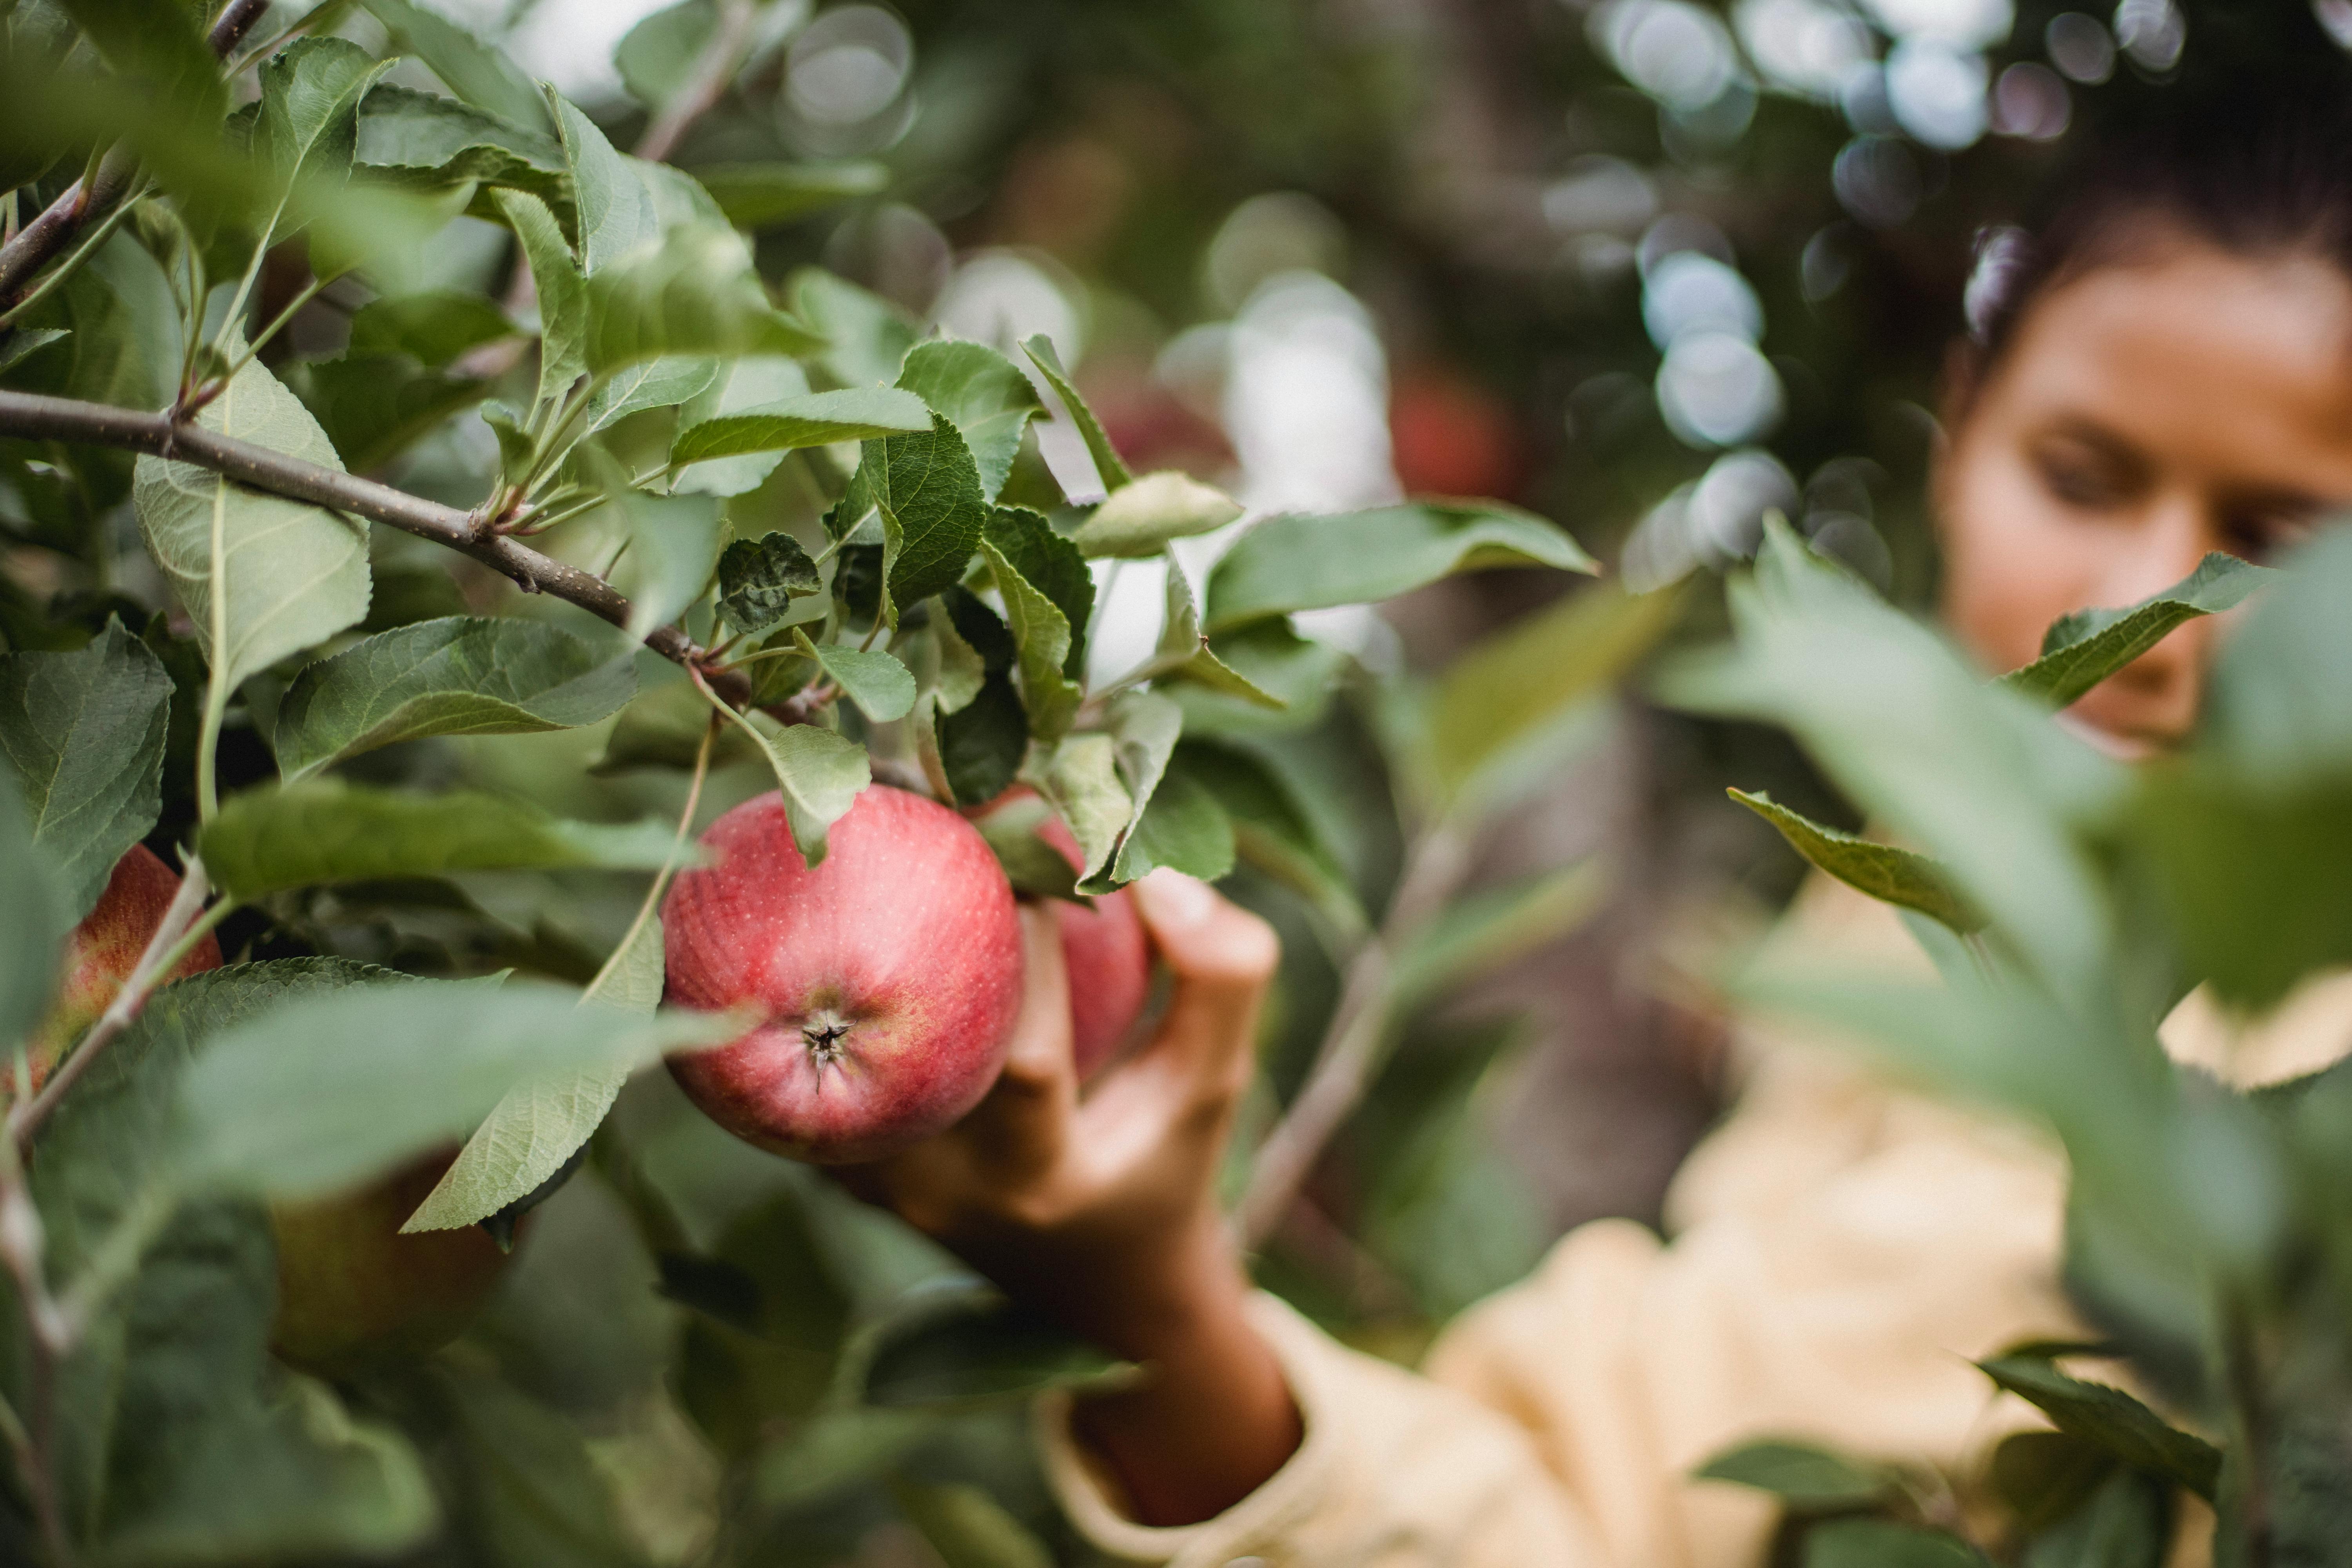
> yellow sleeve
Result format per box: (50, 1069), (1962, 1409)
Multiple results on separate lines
(1034, 1291), (1605, 1567)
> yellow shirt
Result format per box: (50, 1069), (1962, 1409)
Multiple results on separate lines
(1035, 877), (2352, 1567)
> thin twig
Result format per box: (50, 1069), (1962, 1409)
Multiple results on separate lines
(0, 0), (270, 305)
(0, 388), (819, 724)
(1234, 824), (1471, 1248)
(7, 867), (228, 1148)
(0, 1136), (69, 1566)
(633, 0), (759, 163)
(582, 719), (716, 1002)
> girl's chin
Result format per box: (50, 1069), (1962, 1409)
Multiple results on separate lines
(2053, 710), (2171, 762)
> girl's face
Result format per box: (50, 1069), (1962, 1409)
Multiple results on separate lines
(1936, 234), (2352, 757)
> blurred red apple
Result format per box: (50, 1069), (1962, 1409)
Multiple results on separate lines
(24, 844), (223, 1098)
(1390, 367), (1521, 500)
(662, 786), (1022, 1164)
(269, 1146), (513, 1371)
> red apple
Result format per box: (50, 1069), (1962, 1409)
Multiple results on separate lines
(662, 786), (1023, 1164)
(24, 844), (224, 1098)
(1032, 815), (1151, 1080)
(269, 1146), (514, 1371)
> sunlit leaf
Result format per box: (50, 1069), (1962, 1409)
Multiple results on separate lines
(362, 0), (553, 134)
(671, 386), (932, 479)
(1071, 470), (1241, 558)
(842, 412), (989, 627)
(792, 630), (915, 724)
(357, 84), (573, 234)
(132, 354), (372, 695)
(493, 188), (587, 412)
(793, 267), (917, 388)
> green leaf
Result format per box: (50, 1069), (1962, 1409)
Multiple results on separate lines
(934, 678), (1028, 807)
(1169, 622), (1349, 737)
(0, 325), (66, 374)
(1657, 519), (2125, 1001)
(361, 0), (553, 134)
(0, 619), (172, 919)
(55, 0), (223, 126)
(1694, 1440), (1895, 1511)
(1025, 730), (1129, 884)
(0, 764), (64, 1049)
(180, 975), (738, 1200)
(1431, 584), (1683, 803)
(548, 88), (657, 274)
(1021, 333), (1132, 491)
(2020, 1466), (2169, 1568)
(1206, 499), (1598, 631)
(255, 38), (398, 253)
(1110, 765), (1234, 884)
(890, 1479), (1054, 1568)
(848, 412), (990, 627)
(348, 289), (514, 368)
(895, 339), (1044, 502)
(1731, 789), (1985, 935)
(717, 532), (823, 632)
(1152, 558), (1282, 708)
(1071, 470), (1241, 557)
(705, 710), (870, 865)
(32, 959), (439, 1561)
(616, 0), (716, 106)
(1179, 739), (1365, 936)
(1804, 1521), (1989, 1568)
(292, 353), (492, 473)
(861, 1283), (1131, 1410)
(401, 916), (662, 1234)
(585, 223), (824, 374)
(672, 387), (933, 472)
(13, 230), (181, 411)
(198, 780), (691, 899)
(608, 483), (725, 640)
(970, 797), (1084, 902)
(793, 267), (918, 388)
(493, 188), (587, 412)
(2004, 553), (2272, 709)
(132, 355), (372, 695)
(979, 507), (1087, 740)
(693, 161), (891, 228)
(792, 630), (915, 723)
(752, 1408), (938, 1512)
(358, 80), (570, 209)
(668, 354), (810, 495)
(583, 353), (720, 437)
(1977, 1353), (2222, 1499)
(419, 1369), (650, 1566)
(273, 617), (636, 781)
(1390, 860), (1605, 1011)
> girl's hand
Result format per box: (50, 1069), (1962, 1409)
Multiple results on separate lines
(844, 871), (1300, 1525)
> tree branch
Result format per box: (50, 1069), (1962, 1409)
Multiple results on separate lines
(0, 0), (271, 306)
(633, 0), (759, 163)
(0, 388), (805, 720)
(1234, 825), (1471, 1248)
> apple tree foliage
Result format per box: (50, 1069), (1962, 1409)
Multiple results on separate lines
(0, 2), (1655, 1563)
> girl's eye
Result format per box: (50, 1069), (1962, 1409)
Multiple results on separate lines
(2219, 506), (2317, 564)
(2033, 446), (2131, 510)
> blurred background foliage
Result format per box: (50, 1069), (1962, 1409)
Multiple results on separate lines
(7, 0), (2350, 1563)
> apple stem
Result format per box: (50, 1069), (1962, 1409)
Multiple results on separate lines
(802, 1020), (850, 1064)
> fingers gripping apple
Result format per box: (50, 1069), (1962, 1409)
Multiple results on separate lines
(1033, 813), (1151, 1079)
(662, 786), (1024, 1164)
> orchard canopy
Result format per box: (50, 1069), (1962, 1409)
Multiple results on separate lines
(3, 0), (2352, 1566)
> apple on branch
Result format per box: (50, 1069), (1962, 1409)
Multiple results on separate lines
(662, 786), (1025, 1164)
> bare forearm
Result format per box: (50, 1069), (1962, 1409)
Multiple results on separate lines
(1060, 1217), (1302, 1526)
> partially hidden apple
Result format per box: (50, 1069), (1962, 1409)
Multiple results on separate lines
(24, 844), (223, 1098)
(269, 1147), (513, 1372)
(662, 786), (1023, 1164)
(1030, 815), (1152, 1080)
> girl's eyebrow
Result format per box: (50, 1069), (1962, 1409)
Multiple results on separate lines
(2031, 416), (2155, 479)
